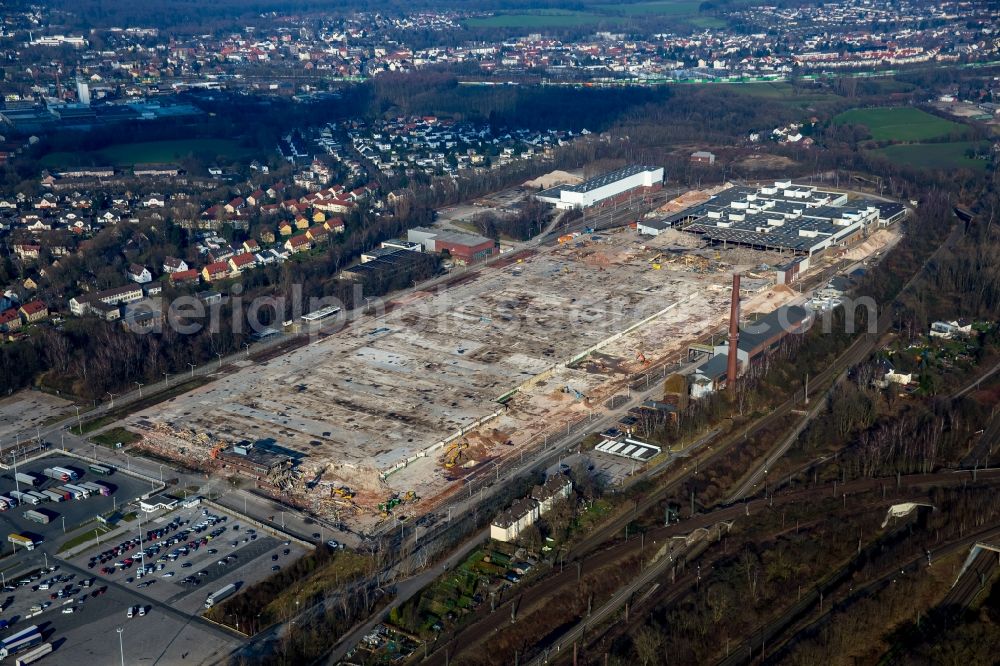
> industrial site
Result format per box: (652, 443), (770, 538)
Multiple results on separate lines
(119, 176), (902, 533)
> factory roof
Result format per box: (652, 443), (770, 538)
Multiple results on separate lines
(537, 164), (661, 200)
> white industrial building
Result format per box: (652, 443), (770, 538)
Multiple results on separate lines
(535, 165), (664, 210)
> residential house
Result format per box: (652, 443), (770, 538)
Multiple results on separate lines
(18, 300), (48, 323)
(247, 190), (265, 207)
(228, 253), (257, 273)
(242, 239), (260, 254)
(225, 197), (246, 214)
(260, 228), (276, 244)
(14, 244), (41, 260)
(0, 309), (22, 332)
(128, 264), (153, 284)
(294, 215), (309, 230)
(162, 257), (188, 274)
(306, 225), (329, 244)
(284, 235), (312, 253)
(168, 269), (201, 286)
(202, 261), (231, 282)
(324, 217), (346, 233)
(278, 221), (293, 236)
(489, 497), (539, 543)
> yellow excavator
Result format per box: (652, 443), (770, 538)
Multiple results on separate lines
(444, 440), (469, 468)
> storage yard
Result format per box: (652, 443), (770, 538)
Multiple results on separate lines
(118, 181), (896, 533)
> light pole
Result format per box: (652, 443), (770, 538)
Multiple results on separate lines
(163, 372), (170, 387)
(107, 392), (116, 409)
(243, 343), (250, 358)
(159, 465), (163, 484)
(75, 405), (81, 432)
(135, 382), (143, 398)
(117, 627), (125, 666)
(216, 352), (223, 369)
(188, 363), (196, 378)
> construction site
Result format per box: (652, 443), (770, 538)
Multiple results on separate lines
(119, 182), (896, 533)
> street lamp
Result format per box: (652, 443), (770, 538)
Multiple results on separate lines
(243, 343), (250, 358)
(159, 465), (164, 484)
(117, 627), (125, 666)
(135, 381), (143, 398)
(75, 405), (82, 432)
(163, 372), (170, 387)
(216, 352), (223, 369)
(107, 392), (116, 409)
(188, 363), (196, 378)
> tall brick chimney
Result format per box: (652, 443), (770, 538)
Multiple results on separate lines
(727, 273), (740, 394)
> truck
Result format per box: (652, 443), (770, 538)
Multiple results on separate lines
(25, 491), (48, 504)
(14, 642), (52, 665)
(18, 494), (40, 506)
(88, 463), (114, 476)
(0, 495), (16, 508)
(50, 466), (78, 481)
(204, 583), (237, 609)
(53, 487), (72, 501)
(42, 468), (69, 483)
(63, 484), (89, 499)
(13, 473), (40, 487)
(7, 534), (37, 551)
(0, 625), (42, 660)
(41, 490), (64, 503)
(23, 510), (50, 525)
(8, 490), (25, 505)
(80, 481), (108, 496)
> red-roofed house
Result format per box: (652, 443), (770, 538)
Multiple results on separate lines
(169, 269), (201, 286)
(228, 253), (257, 273)
(0, 309), (22, 332)
(324, 217), (346, 233)
(284, 235), (312, 254)
(202, 261), (231, 282)
(306, 225), (329, 243)
(18, 300), (48, 323)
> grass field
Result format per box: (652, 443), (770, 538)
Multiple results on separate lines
(40, 139), (256, 167)
(870, 141), (989, 171)
(595, 0), (704, 15)
(833, 107), (966, 142)
(727, 82), (839, 109)
(465, 11), (624, 27)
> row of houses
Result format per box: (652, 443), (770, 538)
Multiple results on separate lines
(0, 300), (49, 333)
(490, 475), (573, 543)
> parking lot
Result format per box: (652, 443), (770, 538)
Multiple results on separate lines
(66, 502), (309, 618)
(0, 501), (308, 664)
(0, 455), (152, 546)
(0, 558), (240, 664)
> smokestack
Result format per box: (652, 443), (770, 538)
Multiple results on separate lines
(727, 273), (740, 394)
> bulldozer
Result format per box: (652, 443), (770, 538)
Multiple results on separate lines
(209, 443), (225, 459)
(334, 486), (355, 499)
(636, 351), (651, 367)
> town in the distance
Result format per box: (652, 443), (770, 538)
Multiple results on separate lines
(0, 0), (998, 664)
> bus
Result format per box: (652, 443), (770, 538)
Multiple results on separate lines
(300, 304), (341, 324)
(89, 463), (114, 476)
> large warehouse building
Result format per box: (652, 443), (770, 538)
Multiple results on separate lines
(643, 180), (905, 256)
(535, 165), (664, 210)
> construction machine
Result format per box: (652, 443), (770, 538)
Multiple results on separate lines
(636, 351), (650, 367)
(563, 385), (587, 401)
(444, 440), (469, 468)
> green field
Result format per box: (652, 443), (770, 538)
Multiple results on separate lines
(595, 0), (704, 15)
(465, 11), (624, 27)
(40, 139), (256, 167)
(871, 141), (989, 172)
(466, 0), (725, 26)
(833, 107), (966, 142)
